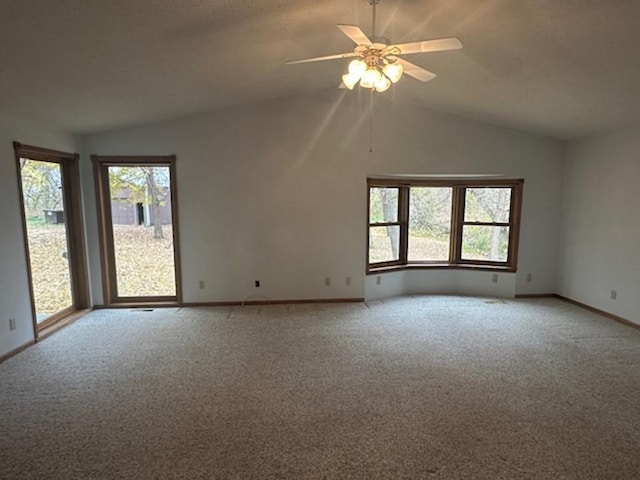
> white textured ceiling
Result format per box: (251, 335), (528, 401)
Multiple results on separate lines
(2, 0), (640, 138)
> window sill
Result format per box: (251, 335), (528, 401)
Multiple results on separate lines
(367, 263), (516, 275)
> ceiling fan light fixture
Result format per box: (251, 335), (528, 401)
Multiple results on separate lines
(286, 1), (462, 97)
(360, 67), (382, 89)
(383, 62), (403, 83)
(342, 72), (360, 90)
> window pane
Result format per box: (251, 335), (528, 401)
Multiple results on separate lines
(369, 187), (398, 223)
(464, 188), (511, 223)
(108, 165), (177, 297)
(461, 225), (510, 262)
(21, 159), (73, 321)
(408, 187), (452, 261)
(369, 226), (400, 263)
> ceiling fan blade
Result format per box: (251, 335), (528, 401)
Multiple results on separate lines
(391, 37), (462, 55)
(394, 57), (436, 82)
(286, 52), (357, 65)
(337, 24), (373, 46)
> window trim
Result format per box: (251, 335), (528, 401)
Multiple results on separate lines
(367, 186), (406, 268)
(366, 178), (524, 274)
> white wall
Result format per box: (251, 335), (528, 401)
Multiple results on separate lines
(559, 124), (640, 325)
(81, 89), (565, 305)
(0, 112), (79, 358)
(365, 270), (516, 300)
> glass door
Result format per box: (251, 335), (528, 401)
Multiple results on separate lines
(15, 143), (89, 335)
(93, 157), (182, 304)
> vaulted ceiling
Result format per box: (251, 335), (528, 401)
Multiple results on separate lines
(2, 0), (640, 139)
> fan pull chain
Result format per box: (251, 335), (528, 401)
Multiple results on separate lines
(369, 1), (379, 152)
(369, 87), (374, 153)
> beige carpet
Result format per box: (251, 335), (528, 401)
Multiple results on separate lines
(1, 296), (639, 479)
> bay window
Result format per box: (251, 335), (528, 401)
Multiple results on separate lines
(367, 179), (523, 272)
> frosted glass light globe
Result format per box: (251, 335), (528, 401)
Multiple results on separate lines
(342, 73), (359, 90)
(374, 75), (391, 92)
(360, 68), (382, 88)
(383, 62), (404, 83)
(348, 59), (367, 77)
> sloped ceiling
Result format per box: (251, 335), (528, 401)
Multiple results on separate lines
(1, 0), (640, 138)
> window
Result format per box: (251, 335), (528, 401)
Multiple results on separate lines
(367, 179), (523, 272)
(460, 187), (511, 263)
(368, 187), (402, 265)
(408, 187), (452, 262)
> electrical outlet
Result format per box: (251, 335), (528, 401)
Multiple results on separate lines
(376, 276), (382, 285)
(491, 273), (499, 283)
(325, 277), (331, 287)
(345, 276), (351, 286)
(255, 280), (260, 288)
(610, 290), (617, 300)
(526, 273), (532, 283)
(9, 318), (16, 331)
(198, 280), (205, 290)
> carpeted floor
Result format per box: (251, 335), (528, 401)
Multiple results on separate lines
(1, 296), (639, 479)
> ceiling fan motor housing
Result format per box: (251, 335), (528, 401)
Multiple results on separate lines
(363, 41), (391, 67)
(364, 49), (381, 67)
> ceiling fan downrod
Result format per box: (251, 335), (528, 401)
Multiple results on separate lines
(369, 0), (379, 38)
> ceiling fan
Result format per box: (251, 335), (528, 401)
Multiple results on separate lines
(286, 0), (462, 93)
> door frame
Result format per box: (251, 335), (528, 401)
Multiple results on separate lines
(13, 142), (90, 338)
(92, 155), (182, 306)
